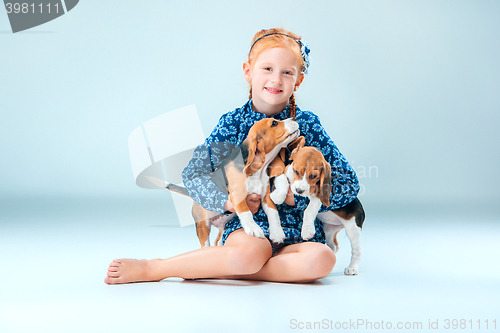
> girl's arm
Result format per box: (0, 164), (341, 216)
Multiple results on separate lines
(181, 113), (241, 214)
(297, 111), (360, 212)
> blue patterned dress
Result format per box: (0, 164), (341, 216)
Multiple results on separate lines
(181, 100), (360, 246)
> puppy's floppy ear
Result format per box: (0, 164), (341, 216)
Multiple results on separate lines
(268, 148), (286, 178)
(278, 147), (286, 163)
(319, 160), (332, 206)
(244, 134), (265, 175)
(289, 136), (305, 161)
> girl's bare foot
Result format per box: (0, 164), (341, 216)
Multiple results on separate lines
(104, 259), (159, 285)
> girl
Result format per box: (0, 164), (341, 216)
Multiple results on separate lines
(105, 28), (359, 284)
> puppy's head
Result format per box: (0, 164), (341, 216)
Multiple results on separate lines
(244, 118), (300, 175)
(288, 145), (331, 206)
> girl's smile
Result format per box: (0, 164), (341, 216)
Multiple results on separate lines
(264, 86), (283, 94)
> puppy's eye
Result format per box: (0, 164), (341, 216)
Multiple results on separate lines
(271, 120), (278, 127)
(309, 174), (317, 180)
(294, 169), (300, 176)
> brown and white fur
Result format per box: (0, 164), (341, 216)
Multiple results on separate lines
(271, 136), (365, 275)
(161, 118), (300, 247)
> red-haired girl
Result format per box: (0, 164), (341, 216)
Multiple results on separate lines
(105, 28), (359, 284)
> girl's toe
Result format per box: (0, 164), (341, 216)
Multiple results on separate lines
(109, 260), (121, 267)
(107, 271), (120, 278)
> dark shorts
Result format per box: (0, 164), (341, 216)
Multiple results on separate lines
(269, 241), (289, 256)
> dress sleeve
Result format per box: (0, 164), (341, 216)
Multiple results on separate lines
(181, 113), (240, 213)
(298, 112), (360, 211)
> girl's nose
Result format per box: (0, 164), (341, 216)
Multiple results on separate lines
(271, 73), (281, 84)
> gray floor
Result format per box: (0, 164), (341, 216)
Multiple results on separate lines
(1, 196), (499, 333)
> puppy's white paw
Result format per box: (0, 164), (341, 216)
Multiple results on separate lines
(243, 223), (265, 238)
(269, 227), (286, 244)
(301, 224), (316, 240)
(344, 266), (359, 276)
(270, 190), (286, 205)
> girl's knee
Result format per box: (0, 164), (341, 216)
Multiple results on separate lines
(305, 244), (336, 280)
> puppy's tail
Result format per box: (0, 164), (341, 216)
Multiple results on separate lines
(145, 176), (191, 197)
(165, 183), (190, 197)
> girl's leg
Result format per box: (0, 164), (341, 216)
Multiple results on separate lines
(104, 229), (271, 284)
(218, 242), (336, 283)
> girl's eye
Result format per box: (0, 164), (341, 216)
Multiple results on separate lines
(271, 120), (278, 127)
(284, 71), (294, 75)
(264, 67), (272, 71)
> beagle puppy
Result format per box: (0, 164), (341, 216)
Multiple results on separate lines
(271, 136), (365, 275)
(164, 118), (300, 247)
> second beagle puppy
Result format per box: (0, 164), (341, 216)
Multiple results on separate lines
(272, 137), (366, 275)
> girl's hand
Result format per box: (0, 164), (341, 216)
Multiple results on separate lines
(284, 188), (295, 206)
(246, 193), (262, 214)
(224, 193), (262, 215)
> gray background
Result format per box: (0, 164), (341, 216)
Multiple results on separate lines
(1, 0), (499, 216)
(1, 1), (499, 332)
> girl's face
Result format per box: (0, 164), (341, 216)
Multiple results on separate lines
(244, 47), (304, 116)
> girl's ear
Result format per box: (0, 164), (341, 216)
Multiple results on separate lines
(294, 74), (305, 91)
(243, 62), (252, 82)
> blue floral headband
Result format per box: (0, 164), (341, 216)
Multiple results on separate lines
(249, 32), (311, 74)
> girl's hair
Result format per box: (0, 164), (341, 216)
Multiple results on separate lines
(247, 28), (305, 118)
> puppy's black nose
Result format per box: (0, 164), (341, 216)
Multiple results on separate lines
(296, 189), (304, 194)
